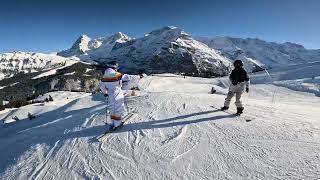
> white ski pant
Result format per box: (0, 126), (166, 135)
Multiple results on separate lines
(224, 81), (247, 108)
(224, 91), (243, 108)
(107, 88), (125, 126)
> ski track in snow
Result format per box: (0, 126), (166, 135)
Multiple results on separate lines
(1, 71), (320, 179)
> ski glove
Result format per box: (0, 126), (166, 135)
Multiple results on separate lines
(246, 87), (249, 93)
(232, 80), (238, 86)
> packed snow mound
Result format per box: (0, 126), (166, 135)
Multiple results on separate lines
(0, 52), (79, 80)
(197, 36), (320, 72)
(59, 26), (232, 76)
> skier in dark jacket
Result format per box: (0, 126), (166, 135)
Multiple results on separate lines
(221, 60), (250, 115)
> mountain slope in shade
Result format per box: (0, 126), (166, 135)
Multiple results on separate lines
(197, 36), (320, 72)
(59, 26), (232, 77)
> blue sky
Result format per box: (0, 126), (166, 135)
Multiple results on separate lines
(0, 0), (319, 53)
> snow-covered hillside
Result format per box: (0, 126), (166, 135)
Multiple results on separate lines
(197, 36), (320, 72)
(0, 52), (79, 80)
(0, 62), (319, 179)
(250, 61), (320, 97)
(59, 26), (232, 76)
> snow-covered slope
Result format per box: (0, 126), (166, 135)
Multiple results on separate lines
(250, 61), (320, 96)
(0, 52), (79, 80)
(197, 36), (320, 72)
(31, 60), (78, 79)
(0, 62), (320, 179)
(59, 27), (232, 76)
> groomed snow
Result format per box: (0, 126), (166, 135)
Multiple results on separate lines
(0, 64), (320, 179)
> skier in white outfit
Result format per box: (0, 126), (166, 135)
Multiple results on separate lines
(99, 61), (143, 129)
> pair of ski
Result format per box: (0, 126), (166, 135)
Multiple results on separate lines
(211, 106), (254, 122)
(96, 113), (137, 142)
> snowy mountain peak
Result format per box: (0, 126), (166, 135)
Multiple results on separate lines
(149, 26), (179, 34)
(57, 32), (132, 59)
(78, 34), (91, 40)
(147, 26), (189, 41)
(108, 32), (131, 42)
(56, 26), (232, 76)
(57, 35), (92, 57)
(282, 42), (306, 51)
(73, 34), (91, 50)
(197, 36), (320, 72)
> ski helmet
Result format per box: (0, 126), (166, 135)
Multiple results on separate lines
(233, 60), (243, 67)
(104, 68), (117, 77)
(106, 61), (119, 70)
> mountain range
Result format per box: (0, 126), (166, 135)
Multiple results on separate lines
(197, 36), (320, 72)
(1, 26), (319, 80)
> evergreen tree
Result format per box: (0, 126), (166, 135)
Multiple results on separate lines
(0, 104), (5, 111)
(48, 95), (53, 101)
(12, 116), (19, 121)
(28, 112), (35, 120)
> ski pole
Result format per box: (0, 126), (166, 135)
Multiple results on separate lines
(106, 95), (110, 125)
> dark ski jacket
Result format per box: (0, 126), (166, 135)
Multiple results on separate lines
(229, 67), (250, 85)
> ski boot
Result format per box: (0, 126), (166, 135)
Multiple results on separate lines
(235, 107), (244, 116)
(109, 120), (124, 131)
(221, 106), (229, 111)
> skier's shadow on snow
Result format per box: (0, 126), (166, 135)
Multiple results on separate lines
(109, 109), (235, 134)
(0, 94), (230, 174)
(0, 95), (107, 174)
(63, 109), (235, 143)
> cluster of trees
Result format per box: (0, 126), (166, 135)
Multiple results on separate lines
(0, 95), (54, 111)
(0, 63), (101, 102)
(3, 112), (36, 123)
(0, 104), (5, 111)
(12, 116), (19, 121)
(0, 62), (145, 111)
(3, 99), (32, 109)
(28, 112), (36, 120)
(45, 95), (54, 102)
